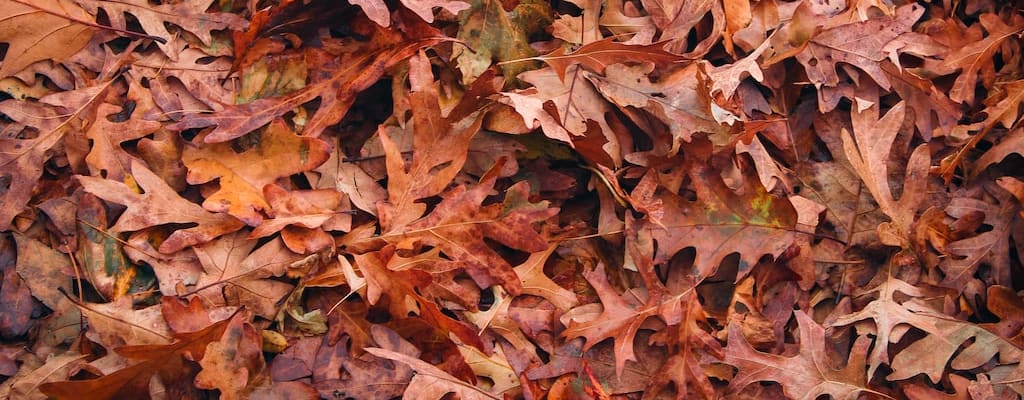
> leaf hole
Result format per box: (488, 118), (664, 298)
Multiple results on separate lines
(107, 101), (137, 123)
(366, 305), (391, 323)
(478, 287), (495, 311)
(194, 56), (218, 65)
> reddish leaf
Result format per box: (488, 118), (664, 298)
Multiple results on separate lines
(724, 311), (879, 399)
(170, 37), (443, 142)
(535, 38), (685, 81)
(40, 312), (242, 399)
(77, 160), (246, 253)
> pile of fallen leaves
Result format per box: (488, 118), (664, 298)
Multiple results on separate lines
(1, 0), (1023, 398)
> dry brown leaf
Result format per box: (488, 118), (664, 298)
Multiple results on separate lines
(365, 347), (501, 400)
(77, 160), (245, 253)
(74, 0), (246, 60)
(841, 101), (929, 247)
(0, 0), (93, 78)
(725, 311), (880, 399)
(190, 232), (300, 318)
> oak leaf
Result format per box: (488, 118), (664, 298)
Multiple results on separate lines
(353, 247), (485, 350)
(939, 14), (1024, 104)
(73, 297), (172, 351)
(561, 221), (715, 382)
(587, 63), (723, 152)
(841, 101), (929, 247)
(6, 353), (87, 400)
(888, 316), (1020, 384)
(132, 48), (237, 113)
(190, 233), (300, 318)
(83, 99), (162, 182)
(648, 164), (798, 280)
(74, 0), (246, 60)
(39, 312), (242, 399)
(724, 311), (880, 399)
(123, 231), (204, 297)
(183, 120), (331, 226)
(312, 325), (416, 399)
(171, 37), (443, 142)
(457, 344), (520, 396)
(12, 233), (75, 311)
(77, 160), (245, 254)
(561, 264), (650, 379)
(512, 242), (578, 311)
(830, 271), (946, 378)
(502, 65), (624, 165)
(389, 172), (557, 296)
(882, 62), (960, 140)
(194, 313), (265, 400)
(0, 84), (108, 230)
(939, 188), (1017, 293)
(310, 147), (386, 217)
(0, 0), (94, 78)
(375, 59), (488, 232)
(793, 3), (924, 89)
(454, 0), (551, 84)
(535, 38), (685, 81)
(75, 194), (141, 301)
(250, 184), (346, 254)
(365, 347), (501, 400)
(642, 0), (721, 55)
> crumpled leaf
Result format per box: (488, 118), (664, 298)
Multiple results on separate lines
(77, 160), (246, 253)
